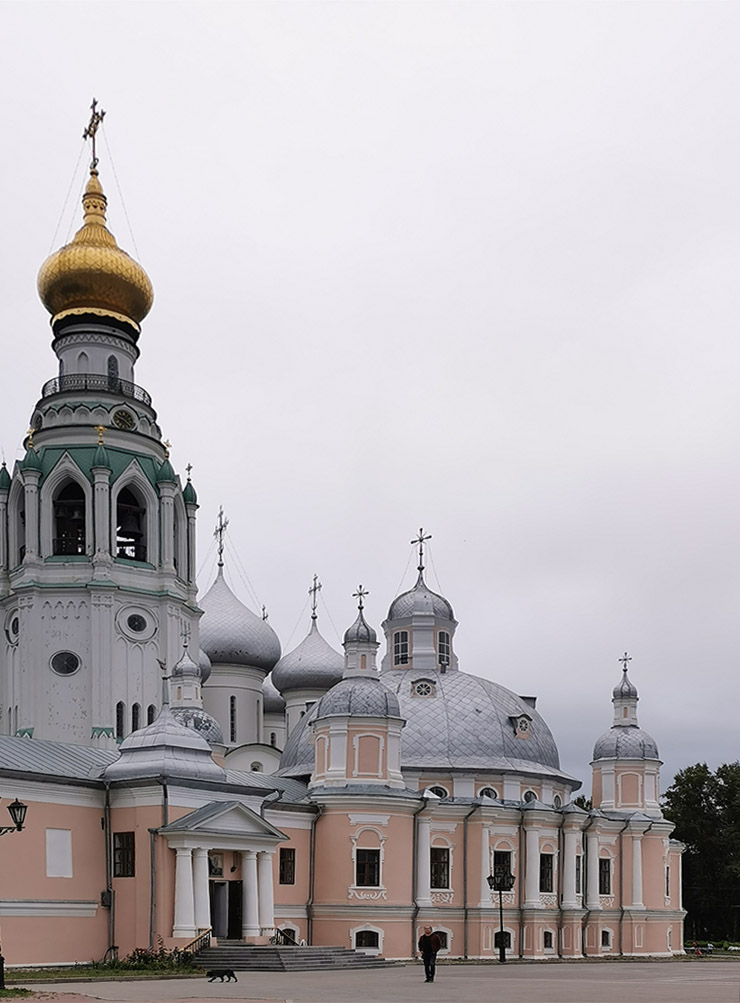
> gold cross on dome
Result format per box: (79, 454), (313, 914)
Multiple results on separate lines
(309, 574), (322, 621)
(618, 652), (632, 672)
(214, 506), (229, 567)
(352, 585), (369, 610)
(82, 98), (106, 170)
(163, 439), (171, 459)
(94, 424), (106, 445)
(26, 427), (34, 449)
(411, 527), (432, 572)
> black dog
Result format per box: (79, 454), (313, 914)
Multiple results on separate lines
(207, 969), (238, 982)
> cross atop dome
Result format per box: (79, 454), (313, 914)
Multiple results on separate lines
(82, 98), (106, 171)
(214, 506), (229, 568)
(353, 585), (369, 611)
(411, 527), (431, 573)
(618, 651), (632, 672)
(309, 574), (322, 621)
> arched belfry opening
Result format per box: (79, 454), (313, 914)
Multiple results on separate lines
(107, 354), (119, 391)
(53, 481), (86, 556)
(116, 487), (147, 562)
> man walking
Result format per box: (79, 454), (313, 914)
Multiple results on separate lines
(418, 925), (442, 983)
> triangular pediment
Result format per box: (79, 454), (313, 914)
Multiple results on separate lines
(160, 800), (286, 840)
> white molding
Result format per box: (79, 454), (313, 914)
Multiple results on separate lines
(3, 780), (103, 809)
(348, 814), (390, 826)
(0, 899), (98, 917)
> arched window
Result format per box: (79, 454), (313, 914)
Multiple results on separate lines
(77, 351), (89, 374)
(53, 481), (86, 555)
(355, 930), (379, 949)
(115, 701), (125, 740)
(429, 785), (449, 799)
(230, 695), (237, 743)
(250, 762), (262, 772)
(393, 630), (409, 666)
(523, 790), (537, 803)
(116, 487), (146, 562)
(107, 354), (120, 391)
(438, 631), (451, 668)
(147, 704), (156, 725)
(131, 703), (140, 732)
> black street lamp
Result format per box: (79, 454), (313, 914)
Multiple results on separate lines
(0, 799), (27, 836)
(487, 867), (515, 964)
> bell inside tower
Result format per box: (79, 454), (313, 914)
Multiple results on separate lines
(53, 481), (86, 556)
(116, 487), (146, 562)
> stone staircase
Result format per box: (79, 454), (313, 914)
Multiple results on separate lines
(194, 941), (399, 971)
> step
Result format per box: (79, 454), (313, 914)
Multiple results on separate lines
(194, 944), (398, 971)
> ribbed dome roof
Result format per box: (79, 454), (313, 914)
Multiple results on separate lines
(198, 648), (212, 684)
(271, 620), (344, 694)
(593, 726), (659, 761)
(386, 571), (454, 621)
(343, 608), (377, 645)
(279, 667), (575, 785)
(613, 669), (638, 700)
(171, 707), (224, 746)
(316, 677), (400, 718)
(263, 674), (286, 713)
(38, 169), (153, 332)
(199, 568), (281, 671)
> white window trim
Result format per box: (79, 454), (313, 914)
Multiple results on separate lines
(350, 922), (384, 955)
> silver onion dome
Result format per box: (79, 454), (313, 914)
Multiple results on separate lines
(343, 608), (377, 645)
(613, 669), (638, 700)
(198, 648), (212, 684)
(263, 673), (286, 713)
(271, 620), (343, 694)
(316, 677), (400, 718)
(386, 570), (455, 622)
(592, 726), (659, 761)
(199, 568), (281, 671)
(171, 706), (224, 746)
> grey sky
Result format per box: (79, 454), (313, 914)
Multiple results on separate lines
(1, 1), (739, 790)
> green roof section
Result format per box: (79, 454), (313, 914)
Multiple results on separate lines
(92, 444), (112, 470)
(0, 462), (10, 491)
(21, 446), (42, 471)
(183, 478), (197, 504)
(156, 458), (176, 483)
(30, 445), (164, 488)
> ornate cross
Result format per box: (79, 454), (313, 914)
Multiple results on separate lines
(26, 427), (34, 449)
(94, 424), (106, 445)
(214, 506), (229, 567)
(618, 652), (632, 672)
(185, 463), (193, 480)
(309, 574), (322, 620)
(262, 604), (268, 621)
(163, 439), (171, 459)
(411, 527), (432, 572)
(82, 98), (106, 170)
(181, 621), (191, 647)
(353, 585), (369, 610)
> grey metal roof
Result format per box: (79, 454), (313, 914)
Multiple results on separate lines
(262, 673), (286, 713)
(316, 677), (400, 719)
(199, 568), (281, 671)
(385, 571), (455, 622)
(343, 608), (377, 645)
(592, 725), (659, 761)
(279, 668), (578, 785)
(171, 707), (224, 746)
(0, 734), (116, 781)
(271, 620), (344, 693)
(613, 669), (638, 700)
(198, 648), (212, 683)
(223, 770), (308, 803)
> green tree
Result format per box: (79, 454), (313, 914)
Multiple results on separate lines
(663, 762), (740, 940)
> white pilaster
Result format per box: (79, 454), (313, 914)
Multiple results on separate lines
(242, 850), (260, 936)
(479, 826), (491, 906)
(631, 834), (644, 908)
(524, 825), (540, 906)
(92, 466), (111, 563)
(158, 481), (176, 574)
(172, 848), (196, 938)
(586, 831), (601, 910)
(193, 848), (211, 930)
(416, 817), (432, 906)
(258, 851), (275, 934)
(562, 828), (579, 909)
(22, 469), (41, 563)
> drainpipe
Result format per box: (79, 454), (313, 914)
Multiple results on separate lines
(462, 802), (480, 959)
(103, 782), (115, 958)
(581, 814), (596, 957)
(306, 804), (324, 945)
(410, 798), (428, 958)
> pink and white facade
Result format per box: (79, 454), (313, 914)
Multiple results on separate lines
(0, 136), (684, 966)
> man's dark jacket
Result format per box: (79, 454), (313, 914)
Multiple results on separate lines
(418, 932), (442, 955)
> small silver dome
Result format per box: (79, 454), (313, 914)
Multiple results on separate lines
(613, 669), (638, 700)
(386, 571), (454, 622)
(343, 608), (377, 645)
(200, 568), (281, 671)
(272, 620), (343, 694)
(263, 674), (286, 713)
(172, 645), (200, 680)
(198, 648), (212, 684)
(316, 677), (400, 718)
(593, 726), (659, 761)
(172, 707), (224, 746)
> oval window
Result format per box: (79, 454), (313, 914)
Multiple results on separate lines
(127, 614), (147, 633)
(51, 651), (80, 676)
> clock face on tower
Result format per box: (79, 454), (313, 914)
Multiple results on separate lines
(113, 409), (135, 430)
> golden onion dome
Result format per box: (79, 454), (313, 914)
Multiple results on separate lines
(37, 169), (153, 332)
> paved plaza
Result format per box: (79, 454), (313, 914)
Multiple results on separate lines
(24, 960), (740, 1003)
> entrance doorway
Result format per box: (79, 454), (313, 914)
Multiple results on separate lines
(210, 881), (243, 939)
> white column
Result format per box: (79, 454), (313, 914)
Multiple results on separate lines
(186, 503), (198, 585)
(92, 467), (111, 563)
(586, 831), (601, 910)
(258, 851), (275, 933)
(158, 482), (176, 574)
(22, 469), (41, 563)
(0, 486), (9, 592)
(524, 825), (540, 906)
(631, 834), (644, 908)
(479, 826), (491, 906)
(242, 850), (260, 937)
(172, 848), (196, 938)
(193, 848), (211, 930)
(416, 817), (432, 906)
(562, 828), (579, 909)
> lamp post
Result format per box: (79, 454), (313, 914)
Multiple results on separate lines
(0, 799), (27, 989)
(487, 867), (515, 964)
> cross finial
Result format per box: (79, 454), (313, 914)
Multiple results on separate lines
(26, 427), (34, 449)
(411, 527), (432, 573)
(94, 424), (106, 446)
(262, 604), (268, 621)
(185, 463), (193, 481)
(618, 651), (632, 673)
(309, 574), (322, 621)
(352, 585), (369, 611)
(214, 506), (229, 568)
(181, 622), (191, 648)
(163, 439), (171, 459)
(82, 98), (106, 171)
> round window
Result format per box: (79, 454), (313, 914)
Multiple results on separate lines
(127, 614), (147, 633)
(553, 795), (562, 809)
(479, 787), (499, 800)
(51, 651), (80, 676)
(10, 617), (19, 637)
(523, 790), (537, 803)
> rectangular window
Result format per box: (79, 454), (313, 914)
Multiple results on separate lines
(430, 847), (450, 889)
(665, 865), (670, 898)
(599, 858), (611, 895)
(493, 849), (512, 879)
(393, 631), (409, 666)
(113, 831), (135, 877)
(356, 848), (380, 887)
(46, 828), (73, 878)
(575, 855), (582, 894)
(279, 847), (295, 885)
(543, 931), (553, 950)
(601, 929), (611, 948)
(539, 853), (553, 893)
(438, 631), (450, 667)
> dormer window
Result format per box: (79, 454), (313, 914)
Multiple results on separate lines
(510, 713), (532, 739)
(393, 630), (409, 666)
(412, 679), (435, 698)
(438, 630), (450, 668)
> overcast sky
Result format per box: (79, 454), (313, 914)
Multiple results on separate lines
(1, 1), (739, 791)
